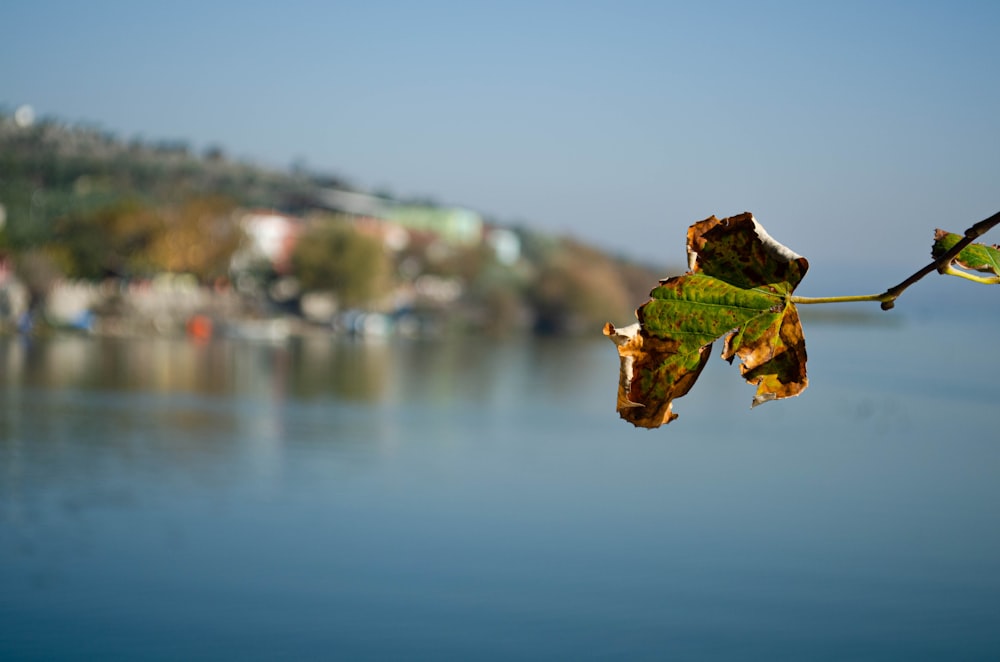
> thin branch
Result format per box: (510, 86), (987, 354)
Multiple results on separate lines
(791, 210), (1000, 310)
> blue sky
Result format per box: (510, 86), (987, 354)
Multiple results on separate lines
(3, 1), (998, 284)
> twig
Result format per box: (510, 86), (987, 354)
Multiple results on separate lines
(791, 209), (1000, 309)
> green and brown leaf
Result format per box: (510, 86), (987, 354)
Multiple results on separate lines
(932, 229), (1000, 279)
(604, 213), (809, 428)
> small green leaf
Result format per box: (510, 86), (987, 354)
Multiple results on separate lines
(932, 229), (1000, 277)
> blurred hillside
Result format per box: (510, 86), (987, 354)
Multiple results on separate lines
(0, 110), (673, 338)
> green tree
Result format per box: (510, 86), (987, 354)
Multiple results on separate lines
(291, 221), (391, 308)
(145, 195), (243, 282)
(50, 197), (162, 279)
(529, 240), (639, 335)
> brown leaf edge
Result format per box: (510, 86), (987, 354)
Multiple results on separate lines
(602, 321), (712, 427)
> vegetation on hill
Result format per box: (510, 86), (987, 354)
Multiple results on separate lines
(0, 112), (669, 336)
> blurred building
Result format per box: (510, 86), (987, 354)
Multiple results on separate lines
(237, 190), (523, 280)
(315, 187), (519, 261)
(234, 211), (304, 274)
(384, 205), (483, 246)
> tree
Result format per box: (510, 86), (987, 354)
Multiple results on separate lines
(530, 240), (647, 335)
(290, 221), (391, 308)
(144, 195), (244, 282)
(50, 198), (162, 279)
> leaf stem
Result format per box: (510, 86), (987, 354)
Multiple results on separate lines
(940, 263), (1000, 285)
(790, 293), (888, 305)
(790, 210), (1000, 310)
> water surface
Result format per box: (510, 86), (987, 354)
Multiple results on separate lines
(1, 309), (998, 660)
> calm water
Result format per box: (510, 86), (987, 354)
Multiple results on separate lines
(1, 303), (999, 660)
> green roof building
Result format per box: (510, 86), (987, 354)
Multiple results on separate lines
(385, 205), (483, 246)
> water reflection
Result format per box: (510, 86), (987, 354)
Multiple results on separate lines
(0, 333), (618, 525)
(1, 334), (612, 406)
(1, 335), (387, 401)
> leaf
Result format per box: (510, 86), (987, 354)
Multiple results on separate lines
(604, 213), (809, 428)
(932, 229), (1000, 276)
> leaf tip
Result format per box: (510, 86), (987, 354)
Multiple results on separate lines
(748, 214), (803, 263)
